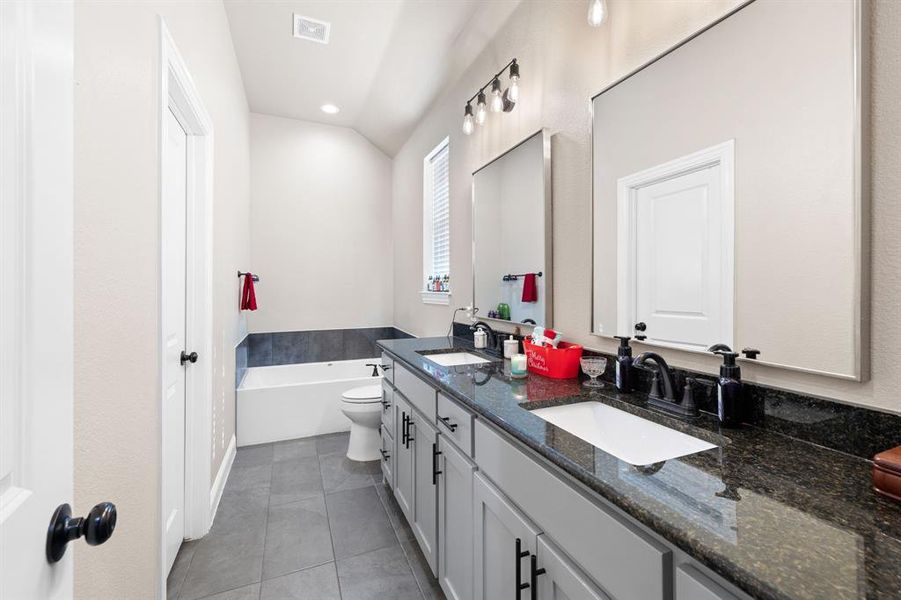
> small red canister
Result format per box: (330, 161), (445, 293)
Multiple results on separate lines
(522, 337), (583, 379)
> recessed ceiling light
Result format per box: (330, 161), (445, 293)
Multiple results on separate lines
(320, 104), (340, 115)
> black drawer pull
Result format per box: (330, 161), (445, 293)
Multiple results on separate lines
(405, 415), (415, 448)
(438, 415), (458, 432)
(529, 555), (546, 600)
(515, 538), (531, 597)
(401, 412), (409, 446)
(379, 448), (390, 462)
(432, 443), (443, 485)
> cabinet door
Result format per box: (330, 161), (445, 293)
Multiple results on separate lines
(675, 565), (738, 600)
(380, 381), (394, 437)
(411, 413), (439, 575)
(473, 472), (542, 600)
(393, 395), (414, 522)
(380, 425), (395, 489)
(438, 436), (477, 600)
(535, 535), (610, 600)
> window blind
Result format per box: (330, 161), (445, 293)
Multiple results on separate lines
(429, 142), (450, 276)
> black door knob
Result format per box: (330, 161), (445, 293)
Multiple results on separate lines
(46, 502), (117, 563)
(634, 322), (647, 332)
(180, 350), (198, 365)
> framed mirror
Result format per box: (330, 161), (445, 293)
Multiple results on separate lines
(473, 129), (552, 327)
(591, 0), (867, 379)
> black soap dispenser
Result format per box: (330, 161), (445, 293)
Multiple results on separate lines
(613, 336), (633, 392)
(709, 346), (743, 427)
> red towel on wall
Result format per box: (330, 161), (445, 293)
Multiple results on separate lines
(522, 273), (538, 303)
(241, 273), (257, 311)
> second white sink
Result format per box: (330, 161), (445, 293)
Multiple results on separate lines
(424, 352), (492, 367)
(530, 401), (716, 466)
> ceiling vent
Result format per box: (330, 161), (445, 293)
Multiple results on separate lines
(293, 14), (330, 44)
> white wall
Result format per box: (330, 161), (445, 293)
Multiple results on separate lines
(74, 1), (251, 596)
(392, 0), (901, 414)
(248, 113), (393, 333)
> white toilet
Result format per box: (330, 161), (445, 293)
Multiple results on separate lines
(340, 383), (383, 461)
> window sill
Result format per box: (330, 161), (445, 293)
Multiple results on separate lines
(421, 290), (451, 305)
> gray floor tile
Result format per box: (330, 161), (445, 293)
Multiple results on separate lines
(167, 540), (198, 599)
(196, 583), (260, 600)
(319, 452), (380, 493)
(215, 485), (270, 524)
(179, 510), (267, 600)
(260, 562), (341, 600)
(234, 444), (274, 468)
(269, 456), (323, 506)
(273, 438), (317, 462)
(225, 463), (272, 493)
(401, 538), (445, 600)
(374, 480), (415, 542)
(337, 545), (422, 600)
(315, 431), (350, 456)
(263, 495), (334, 580)
(326, 486), (397, 560)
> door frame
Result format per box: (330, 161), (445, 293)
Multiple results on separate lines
(157, 16), (214, 584)
(616, 140), (735, 349)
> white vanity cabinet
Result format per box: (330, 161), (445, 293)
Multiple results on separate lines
(437, 434), (477, 600)
(535, 535), (610, 600)
(393, 393), (415, 521)
(675, 565), (738, 600)
(410, 411), (439, 575)
(473, 472), (542, 600)
(379, 424), (394, 489)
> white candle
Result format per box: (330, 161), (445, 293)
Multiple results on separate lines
(511, 353), (528, 378)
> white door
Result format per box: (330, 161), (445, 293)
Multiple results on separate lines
(633, 164), (730, 350)
(162, 107), (188, 573)
(0, 1), (76, 598)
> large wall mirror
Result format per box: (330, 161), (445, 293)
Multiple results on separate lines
(591, 0), (867, 379)
(474, 130), (552, 327)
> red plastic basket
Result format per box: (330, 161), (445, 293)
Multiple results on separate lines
(522, 337), (584, 379)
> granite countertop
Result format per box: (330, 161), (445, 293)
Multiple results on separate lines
(377, 336), (901, 600)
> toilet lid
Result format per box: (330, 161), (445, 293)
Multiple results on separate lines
(342, 383), (383, 403)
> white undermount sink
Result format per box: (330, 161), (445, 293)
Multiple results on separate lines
(423, 352), (492, 367)
(530, 401), (717, 466)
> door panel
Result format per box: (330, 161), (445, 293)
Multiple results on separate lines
(473, 473), (541, 600)
(412, 414), (439, 575)
(393, 395), (414, 521)
(438, 436), (476, 600)
(536, 535), (610, 600)
(162, 107), (188, 573)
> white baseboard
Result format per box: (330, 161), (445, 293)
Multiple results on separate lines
(209, 434), (236, 522)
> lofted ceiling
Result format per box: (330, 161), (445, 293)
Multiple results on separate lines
(224, 0), (522, 156)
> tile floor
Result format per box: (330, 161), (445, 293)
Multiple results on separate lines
(167, 432), (445, 600)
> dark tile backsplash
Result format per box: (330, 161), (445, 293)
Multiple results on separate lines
(451, 321), (901, 460)
(237, 327), (414, 375)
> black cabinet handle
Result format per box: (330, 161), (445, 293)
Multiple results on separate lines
(380, 363), (392, 371)
(381, 392), (391, 411)
(379, 448), (390, 462)
(180, 350), (198, 365)
(405, 415), (415, 449)
(47, 502), (117, 563)
(432, 443), (443, 485)
(515, 537), (531, 597)
(438, 416), (458, 432)
(529, 554), (546, 600)
(401, 412), (408, 446)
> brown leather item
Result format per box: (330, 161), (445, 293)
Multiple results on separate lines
(873, 446), (901, 503)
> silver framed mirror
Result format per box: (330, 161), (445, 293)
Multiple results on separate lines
(472, 129), (553, 328)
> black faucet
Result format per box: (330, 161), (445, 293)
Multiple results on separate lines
(633, 352), (698, 418)
(364, 363), (391, 377)
(470, 321), (499, 352)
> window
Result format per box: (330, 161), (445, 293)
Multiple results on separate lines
(422, 137), (450, 303)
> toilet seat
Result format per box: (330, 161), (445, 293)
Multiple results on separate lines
(341, 383), (382, 404)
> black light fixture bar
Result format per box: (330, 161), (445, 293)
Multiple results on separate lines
(465, 58), (518, 106)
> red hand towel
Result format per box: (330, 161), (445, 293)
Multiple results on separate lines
(522, 273), (538, 303)
(241, 273), (257, 311)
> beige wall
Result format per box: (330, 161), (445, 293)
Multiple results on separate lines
(392, 0), (901, 414)
(248, 113), (394, 333)
(74, 1), (250, 597)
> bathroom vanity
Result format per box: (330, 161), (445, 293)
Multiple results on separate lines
(376, 336), (901, 600)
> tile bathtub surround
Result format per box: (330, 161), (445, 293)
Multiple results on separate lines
(379, 336), (901, 600)
(167, 431), (445, 600)
(451, 321), (901, 460)
(242, 327), (414, 369)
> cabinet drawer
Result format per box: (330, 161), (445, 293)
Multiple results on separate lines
(475, 421), (671, 600)
(395, 363), (437, 420)
(381, 426), (395, 489)
(437, 392), (474, 457)
(381, 381), (394, 436)
(676, 565), (737, 600)
(381, 352), (394, 384)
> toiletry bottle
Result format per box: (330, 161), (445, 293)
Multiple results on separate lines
(613, 336), (633, 392)
(711, 349), (743, 427)
(474, 328), (487, 349)
(503, 335), (519, 359)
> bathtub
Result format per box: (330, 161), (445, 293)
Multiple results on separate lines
(237, 358), (383, 446)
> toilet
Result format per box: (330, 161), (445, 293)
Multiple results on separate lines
(340, 383), (383, 461)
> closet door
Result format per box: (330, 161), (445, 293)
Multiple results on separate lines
(411, 413), (439, 575)
(438, 436), (477, 600)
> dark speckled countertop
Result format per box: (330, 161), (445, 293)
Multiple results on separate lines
(377, 336), (901, 600)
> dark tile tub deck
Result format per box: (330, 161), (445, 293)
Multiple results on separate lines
(378, 336), (901, 600)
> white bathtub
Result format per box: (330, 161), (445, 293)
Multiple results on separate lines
(237, 358), (383, 446)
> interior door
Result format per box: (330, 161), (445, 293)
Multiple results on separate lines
(634, 164), (728, 350)
(0, 1), (75, 597)
(162, 107), (188, 573)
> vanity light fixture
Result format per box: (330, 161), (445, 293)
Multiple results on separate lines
(462, 59), (520, 135)
(588, 0), (608, 27)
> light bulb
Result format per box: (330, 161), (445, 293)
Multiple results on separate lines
(490, 78), (503, 113)
(476, 91), (487, 125)
(508, 61), (520, 103)
(588, 0), (607, 26)
(462, 104), (474, 135)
